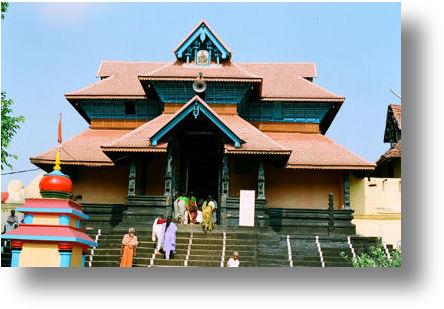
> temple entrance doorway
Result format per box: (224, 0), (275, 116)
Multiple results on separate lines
(173, 113), (224, 203)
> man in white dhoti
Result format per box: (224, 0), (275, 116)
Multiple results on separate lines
(208, 195), (218, 225)
(151, 216), (166, 255)
(175, 194), (187, 223)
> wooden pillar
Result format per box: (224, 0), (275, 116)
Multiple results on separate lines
(328, 192), (335, 235)
(220, 154), (229, 225)
(164, 145), (174, 214)
(128, 160), (136, 197)
(164, 146), (173, 197)
(257, 161), (265, 200)
(343, 172), (351, 209)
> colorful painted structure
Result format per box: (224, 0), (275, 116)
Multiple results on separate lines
(2, 156), (97, 267)
(29, 20), (376, 233)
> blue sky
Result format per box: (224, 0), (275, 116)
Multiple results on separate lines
(1, 2), (400, 190)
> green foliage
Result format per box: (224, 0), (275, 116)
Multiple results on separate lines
(1, 91), (25, 170)
(1, 2), (8, 20)
(341, 241), (401, 267)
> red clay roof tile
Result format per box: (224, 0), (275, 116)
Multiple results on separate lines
(266, 132), (375, 170)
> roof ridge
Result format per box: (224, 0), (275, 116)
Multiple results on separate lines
(231, 63), (262, 79)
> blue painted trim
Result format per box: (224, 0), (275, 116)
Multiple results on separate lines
(23, 214), (33, 224)
(151, 100), (241, 148)
(11, 249), (21, 267)
(60, 251), (72, 267)
(1, 235), (98, 248)
(15, 207), (90, 220)
(76, 220), (80, 229)
(59, 215), (70, 226)
(176, 25), (228, 60)
(82, 253), (87, 268)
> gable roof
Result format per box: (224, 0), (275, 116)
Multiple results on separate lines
(102, 99), (291, 155)
(150, 95), (243, 147)
(174, 20), (232, 60)
(383, 103), (402, 143)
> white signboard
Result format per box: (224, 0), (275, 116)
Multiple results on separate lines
(239, 190), (255, 227)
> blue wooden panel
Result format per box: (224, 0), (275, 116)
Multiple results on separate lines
(241, 102), (332, 124)
(152, 82), (250, 104)
(79, 100), (161, 120)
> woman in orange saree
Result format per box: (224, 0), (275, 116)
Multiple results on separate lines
(120, 228), (138, 267)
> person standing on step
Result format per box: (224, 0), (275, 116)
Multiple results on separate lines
(163, 216), (177, 260)
(120, 228), (138, 267)
(152, 215), (167, 255)
(188, 192), (198, 224)
(208, 195), (218, 225)
(177, 193), (188, 224)
(202, 197), (213, 233)
(226, 251), (240, 267)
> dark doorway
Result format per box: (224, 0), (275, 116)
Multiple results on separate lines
(181, 133), (220, 199)
(172, 113), (225, 202)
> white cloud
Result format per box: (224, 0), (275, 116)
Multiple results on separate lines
(35, 2), (92, 23)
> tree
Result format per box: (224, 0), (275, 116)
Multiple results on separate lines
(1, 2), (8, 20)
(341, 241), (401, 267)
(1, 91), (25, 170)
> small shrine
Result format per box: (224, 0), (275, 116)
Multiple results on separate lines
(2, 151), (97, 267)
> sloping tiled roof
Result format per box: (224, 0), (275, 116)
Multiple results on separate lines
(139, 61), (261, 82)
(266, 132), (375, 170)
(377, 140), (401, 165)
(390, 104), (401, 129)
(237, 63), (343, 101)
(103, 96), (290, 155)
(30, 129), (130, 167)
(67, 61), (341, 101)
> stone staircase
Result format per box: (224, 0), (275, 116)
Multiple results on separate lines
(85, 225), (258, 267)
(1, 225), (383, 268)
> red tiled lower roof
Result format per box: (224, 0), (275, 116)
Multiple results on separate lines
(266, 132), (375, 170)
(30, 129), (130, 167)
(377, 140), (401, 165)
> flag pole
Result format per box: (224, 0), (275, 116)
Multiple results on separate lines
(54, 113), (62, 171)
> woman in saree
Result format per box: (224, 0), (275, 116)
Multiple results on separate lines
(120, 228), (138, 267)
(188, 193), (198, 224)
(202, 198), (213, 233)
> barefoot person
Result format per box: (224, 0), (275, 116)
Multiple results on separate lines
(202, 197), (214, 233)
(120, 228), (138, 267)
(152, 215), (167, 254)
(163, 217), (177, 260)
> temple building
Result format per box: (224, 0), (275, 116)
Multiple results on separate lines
(30, 21), (375, 232)
(375, 104), (401, 178)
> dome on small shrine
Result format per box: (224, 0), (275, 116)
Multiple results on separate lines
(39, 169), (73, 199)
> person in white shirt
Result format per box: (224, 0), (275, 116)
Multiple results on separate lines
(151, 216), (166, 255)
(226, 251), (240, 267)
